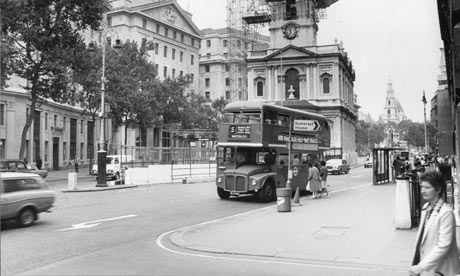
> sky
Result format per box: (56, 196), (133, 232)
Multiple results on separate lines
(177, 0), (444, 123)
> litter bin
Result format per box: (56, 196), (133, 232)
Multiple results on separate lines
(276, 188), (291, 212)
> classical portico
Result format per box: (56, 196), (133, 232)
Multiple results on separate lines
(246, 0), (358, 162)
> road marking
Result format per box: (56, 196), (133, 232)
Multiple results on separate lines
(155, 183), (401, 272)
(56, 214), (138, 232)
(350, 175), (363, 178)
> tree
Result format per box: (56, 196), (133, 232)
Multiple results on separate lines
(1, 0), (105, 159)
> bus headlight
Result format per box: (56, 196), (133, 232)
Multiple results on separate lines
(217, 177), (222, 183)
(251, 179), (257, 186)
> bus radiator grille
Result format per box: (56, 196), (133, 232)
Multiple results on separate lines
(224, 175), (247, 192)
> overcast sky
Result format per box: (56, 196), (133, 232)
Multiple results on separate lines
(177, 0), (443, 123)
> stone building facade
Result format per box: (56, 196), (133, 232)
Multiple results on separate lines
(245, 0), (358, 162)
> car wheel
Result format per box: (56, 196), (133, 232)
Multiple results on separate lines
(257, 182), (275, 203)
(217, 187), (231, 199)
(346, 168), (350, 174)
(18, 208), (36, 227)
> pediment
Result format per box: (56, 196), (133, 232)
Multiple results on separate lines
(137, 3), (201, 37)
(265, 45), (317, 60)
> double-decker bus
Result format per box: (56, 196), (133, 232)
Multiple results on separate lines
(216, 101), (331, 202)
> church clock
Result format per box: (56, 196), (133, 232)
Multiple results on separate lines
(282, 23), (299, 40)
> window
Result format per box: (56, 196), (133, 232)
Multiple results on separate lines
(164, 46), (167, 57)
(388, 110), (391, 114)
(285, 0), (297, 20)
(180, 71), (183, 77)
(164, 66), (167, 78)
(180, 51), (183, 62)
(181, 34), (184, 42)
(63, 116), (66, 129)
(165, 28), (168, 37)
(205, 65), (210, 72)
(190, 74), (194, 83)
(223, 40), (228, 47)
(191, 55), (194, 65)
(191, 38), (195, 47)
(0, 139), (5, 158)
(44, 113), (48, 130)
(322, 77), (330, 94)
(173, 31), (177, 40)
(80, 143), (84, 160)
(206, 53), (211, 59)
(225, 78), (230, 86)
(44, 141), (48, 162)
(205, 92), (210, 99)
(225, 91), (231, 100)
(172, 48), (176, 60)
(156, 24), (160, 33)
(63, 142), (67, 161)
(205, 78), (210, 87)
(142, 19), (147, 28)
(0, 103), (5, 125)
(207, 40), (211, 47)
(225, 64), (230, 72)
(388, 100), (391, 105)
(257, 81), (264, 96)
(154, 64), (159, 72)
(172, 69), (176, 78)
(54, 114), (57, 127)
(107, 17), (112, 27)
(154, 43), (159, 54)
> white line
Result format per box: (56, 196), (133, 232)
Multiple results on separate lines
(155, 183), (401, 272)
(56, 214), (138, 232)
(351, 175), (363, 178)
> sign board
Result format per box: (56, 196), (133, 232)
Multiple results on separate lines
(229, 125), (251, 139)
(293, 120), (320, 131)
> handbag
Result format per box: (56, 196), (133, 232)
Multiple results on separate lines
(306, 181), (311, 191)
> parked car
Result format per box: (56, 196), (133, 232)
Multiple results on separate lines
(326, 159), (350, 174)
(0, 172), (56, 227)
(0, 159), (48, 178)
(364, 158), (373, 168)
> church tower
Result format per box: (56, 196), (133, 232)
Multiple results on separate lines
(382, 79), (406, 124)
(268, 0), (319, 49)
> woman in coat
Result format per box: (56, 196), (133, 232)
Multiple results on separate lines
(307, 161), (321, 199)
(410, 171), (460, 276)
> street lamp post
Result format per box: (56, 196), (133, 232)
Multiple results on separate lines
(422, 91), (428, 154)
(88, 21), (121, 187)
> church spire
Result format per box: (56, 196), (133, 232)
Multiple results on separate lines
(387, 77), (394, 97)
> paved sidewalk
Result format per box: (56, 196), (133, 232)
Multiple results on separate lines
(168, 182), (416, 274)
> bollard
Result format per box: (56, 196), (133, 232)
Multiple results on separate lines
(182, 177), (187, 184)
(395, 175), (411, 229)
(67, 172), (77, 190)
(276, 188), (291, 212)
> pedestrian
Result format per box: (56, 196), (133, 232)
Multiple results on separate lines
(36, 156), (42, 170)
(409, 171), (460, 276)
(23, 157), (27, 164)
(393, 156), (402, 177)
(319, 160), (330, 198)
(74, 158), (79, 173)
(307, 161), (321, 199)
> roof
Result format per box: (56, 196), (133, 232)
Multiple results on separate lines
(224, 101), (328, 122)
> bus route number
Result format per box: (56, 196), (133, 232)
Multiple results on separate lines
(229, 125), (251, 139)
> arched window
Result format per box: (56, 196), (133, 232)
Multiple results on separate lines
(257, 81), (263, 97)
(285, 68), (299, 99)
(322, 77), (330, 94)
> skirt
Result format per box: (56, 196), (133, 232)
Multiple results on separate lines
(309, 179), (322, 192)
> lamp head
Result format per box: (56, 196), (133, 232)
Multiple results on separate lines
(114, 39), (122, 49)
(87, 41), (96, 52)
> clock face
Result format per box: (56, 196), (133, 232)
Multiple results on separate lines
(283, 23), (298, 40)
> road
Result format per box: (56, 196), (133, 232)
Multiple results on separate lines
(1, 165), (375, 276)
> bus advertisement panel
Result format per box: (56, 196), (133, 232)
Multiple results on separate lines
(215, 101), (331, 202)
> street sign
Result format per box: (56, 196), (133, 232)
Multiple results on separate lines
(293, 120), (320, 131)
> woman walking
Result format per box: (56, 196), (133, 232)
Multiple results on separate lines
(307, 161), (321, 199)
(409, 171), (460, 276)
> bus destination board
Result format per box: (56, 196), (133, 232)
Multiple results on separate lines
(229, 125), (251, 139)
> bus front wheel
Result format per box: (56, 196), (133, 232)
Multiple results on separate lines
(257, 182), (275, 203)
(217, 187), (231, 199)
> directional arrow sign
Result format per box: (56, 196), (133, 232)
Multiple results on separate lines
(293, 120), (320, 131)
(56, 214), (138, 232)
